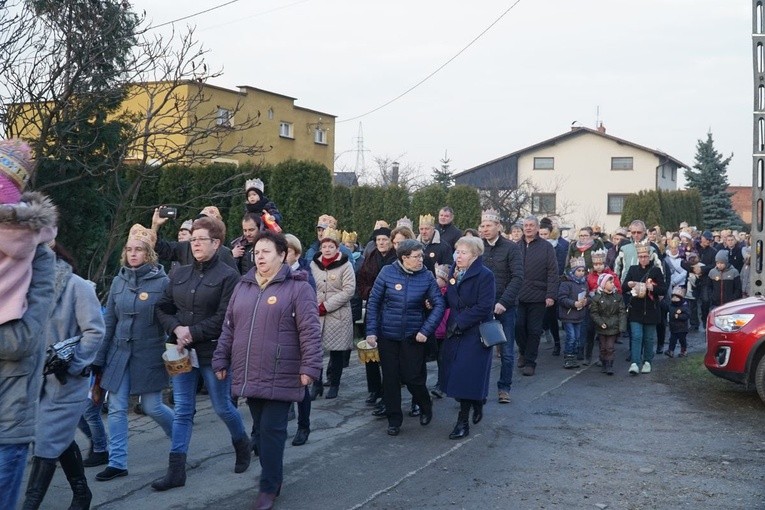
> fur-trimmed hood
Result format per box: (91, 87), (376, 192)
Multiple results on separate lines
(0, 191), (58, 231)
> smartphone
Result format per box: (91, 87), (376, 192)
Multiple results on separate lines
(158, 206), (178, 219)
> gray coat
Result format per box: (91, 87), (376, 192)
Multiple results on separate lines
(96, 263), (169, 395)
(35, 260), (105, 459)
(0, 245), (55, 445)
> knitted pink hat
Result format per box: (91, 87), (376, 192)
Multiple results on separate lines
(0, 139), (34, 204)
(597, 273), (614, 291)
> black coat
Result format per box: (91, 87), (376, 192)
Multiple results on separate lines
(668, 298), (690, 333)
(624, 264), (666, 325)
(518, 235), (559, 303)
(482, 236), (523, 309)
(156, 238), (237, 271)
(436, 223), (462, 251)
(155, 253), (240, 365)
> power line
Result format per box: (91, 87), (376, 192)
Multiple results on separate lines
(337, 0), (524, 124)
(198, 0), (312, 32)
(149, 0), (241, 30)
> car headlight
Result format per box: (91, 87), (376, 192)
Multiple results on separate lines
(713, 314), (755, 332)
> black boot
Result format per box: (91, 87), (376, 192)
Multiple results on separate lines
(449, 403), (470, 440)
(552, 343), (560, 356)
(471, 400), (483, 424)
(151, 453), (187, 491)
(606, 361), (614, 376)
(325, 386), (339, 399)
(59, 441), (92, 510)
(232, 437), (251, 474)
(22, 457), (57, 510)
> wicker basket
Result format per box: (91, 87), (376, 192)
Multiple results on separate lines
(356, 340), (380, 364)
(162, 349), (192, 376)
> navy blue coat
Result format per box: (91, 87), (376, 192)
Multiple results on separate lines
(440, 257), (496, 401)
(365, 261), (445, 341)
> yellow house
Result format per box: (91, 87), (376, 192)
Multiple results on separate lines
(10, 80), (336, 170)
(455, 125), (689, 233)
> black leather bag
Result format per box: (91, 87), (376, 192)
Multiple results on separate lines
(43, 335), (81, 384)
(479, 320), (507, 348)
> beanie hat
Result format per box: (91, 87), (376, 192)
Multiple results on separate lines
(597, 273), (614, 291)
(671, 285), (686, 298)
(702, 230), (714, 241)
(715, 250), (729, 264)
(0, 139), (34, 204)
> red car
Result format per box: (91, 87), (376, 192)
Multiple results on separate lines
(705, 296), (765, 403)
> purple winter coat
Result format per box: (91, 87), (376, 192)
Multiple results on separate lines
(212, 263), (322, 403)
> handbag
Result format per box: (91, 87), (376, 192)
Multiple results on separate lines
(43, 335), (82, 384)
(479, 319), (507, 348)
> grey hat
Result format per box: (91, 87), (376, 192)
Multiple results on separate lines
(702, 230), (714, 241)
(715, 250), (729, 264)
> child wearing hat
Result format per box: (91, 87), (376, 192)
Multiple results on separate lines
(558, 257), (589, 369)
(243, 178), (282, 230)
(0, 139), (59, 324)
(708, 250), (742, 309)
(589, 273), (627, 375)
(665, 286), (690, 357)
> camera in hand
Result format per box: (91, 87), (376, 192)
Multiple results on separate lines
(158, 206), (178, 219)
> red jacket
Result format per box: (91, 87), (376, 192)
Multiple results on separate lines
(586, 268), (622, 295)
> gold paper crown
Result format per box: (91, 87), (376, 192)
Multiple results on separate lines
(320, 226), (342, 243)
(199, 206), (223, 222)
(341, 230), (357, 244)
(418, 214), (435, 228)
(481, 208), (501, 223)
(374, 219), (389, 229)
(591, 248), (607, 262)
(0, 138), (34, 189)
(128, 223), (157, 249)
(635, 242), (650, 255)
(245, 178), (264, 193)
(396, 216), (413, 230)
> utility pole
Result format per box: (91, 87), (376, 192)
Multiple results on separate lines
(354, 122), (366, 175)
(751, 0), (764, 295)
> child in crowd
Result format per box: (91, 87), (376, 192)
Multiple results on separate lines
(708, 250), (742, 309)
(244, 178), (282, 230)
(430, 264), (451, 398)
(0, 138), (58, 325)
(589, 273), (626, 375)
(665, 286), (690, 357)
(685, 259), (703, 330)
(558, 257), (589, 369)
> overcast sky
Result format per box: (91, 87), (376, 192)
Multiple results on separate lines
(131, 0), (753, 187)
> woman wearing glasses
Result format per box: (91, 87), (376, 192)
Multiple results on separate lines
(153, 216), (250, 491)
(365, 239), (445, 436)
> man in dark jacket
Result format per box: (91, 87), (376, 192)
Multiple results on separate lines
(417, 214), (453, 270)
(231, 213), (261, 275)
(480, 209), (523, 403)
(435, 206), (462, 251)
(696, 230), (718, 326)
(516, 216), (559, 376)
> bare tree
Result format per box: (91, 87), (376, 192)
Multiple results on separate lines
(478, 175), (576, 230)
(368, 155), (427, 190)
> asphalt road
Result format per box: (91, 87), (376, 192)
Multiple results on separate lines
(32, 330), (765, 510)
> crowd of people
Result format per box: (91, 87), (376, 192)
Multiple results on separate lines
(0, 137), (753, 510)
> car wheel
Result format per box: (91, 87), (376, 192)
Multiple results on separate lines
(755, 356), (765, 404)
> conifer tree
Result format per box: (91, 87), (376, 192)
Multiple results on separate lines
(684, 132), (742, 230)
(432, 152), (454, 190)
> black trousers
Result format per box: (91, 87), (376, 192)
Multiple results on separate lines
(365, 361), (382, 394)
(515, 302), (547, 367)
(247, 398), (290, 494)
(378, 337), (431, 427)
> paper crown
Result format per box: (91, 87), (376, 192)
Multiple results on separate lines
(481, 208), (501, 223)
(341, 230), (357, 244)
(419, 214), (435, 228)
(672, 285), (686, 298)
(199, 206), (223, 222)
(374, 220), (389, 229)
(128, 223), (157, 249)
(179, 219), (193, 232)
(591, 248), (607, 263)
(396, 216), (413, 230)
(320, 227), (342, 243)
(570, 256), (586, 269)
(316, 214), (337, 229)
(635, 242), (650, 255)
(435, 263), (450, 281)
(245, 178), (264, 193)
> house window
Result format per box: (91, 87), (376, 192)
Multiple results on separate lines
(531, 193), (556, 215)
(314, 128), (327, 145)
(267, 108), (274, 120)
(611, 157), (633, 170)
(279, 121), (293, 139)
(216, 108), (234, 128)
(533, 157), (554, 170)
(607, 194), (629, 214)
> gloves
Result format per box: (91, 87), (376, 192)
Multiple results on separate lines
(318, 303), (327, 317)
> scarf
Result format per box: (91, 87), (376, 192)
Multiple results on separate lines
(321, 252), (340, 268)
(576, 239), (594, 251)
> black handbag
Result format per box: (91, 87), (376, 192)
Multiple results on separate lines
(43, 335), (81, 384)
(479, 319), (507, 348)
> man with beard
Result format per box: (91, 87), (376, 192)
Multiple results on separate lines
(231, 213), (262, 275)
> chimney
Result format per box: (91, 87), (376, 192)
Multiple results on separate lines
(597, 122), (606, 134)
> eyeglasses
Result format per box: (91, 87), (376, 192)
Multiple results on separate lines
(404, 254), (424, 260)
(630, 231), (644, 235)
(189, 236), (213, 243)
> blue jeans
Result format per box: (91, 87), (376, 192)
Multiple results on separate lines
(497, 306), (517, 391)
(79, 397), (108, 453)
(108, 369), (174, 469)
(630, 322), (657, 365)
(170, 365), (246, 454)
(563, 322), (582, 355)
(247, 398), (290, 494)
(0, 443), (29, 510)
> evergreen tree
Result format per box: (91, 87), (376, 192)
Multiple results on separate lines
(432, 152), (454, 190)
(685, 132), (742, 230)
